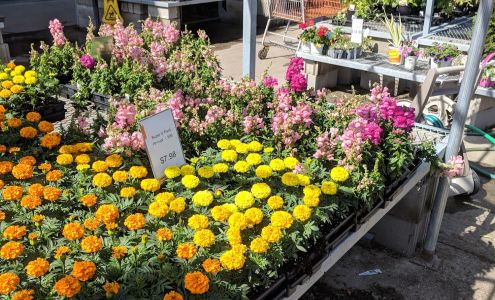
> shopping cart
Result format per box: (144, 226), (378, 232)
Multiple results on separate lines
(258, 0), (345, 59)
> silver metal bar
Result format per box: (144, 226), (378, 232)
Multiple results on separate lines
(423, 0), (495, 257)
(422, 0), (435, 37)
(261, 18), (272, 47)
(242, 0), (257, 79)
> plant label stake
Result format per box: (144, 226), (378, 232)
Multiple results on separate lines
(351, 18), (364, 44)
(139, 109), (186, 182)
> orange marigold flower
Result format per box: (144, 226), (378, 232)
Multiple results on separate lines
(80, 194), (97, 207)
(32, 214), (45, 224)
(54, 275), (81, 298)
(81, 235), (102, 253)
(72, 261), (96, 281)
(0, 272), (20, 295)
(0, 179), (4, 189)
(46, 169), (63, 181)
(62, 222), (85, 240)
(19, 126), (38, 139)
(184, 271), (209, 294)
(40, 132), (61, 149)
(0, 211), (5, 221)
(0, 161), (13, 174)
(20, 195), (41, 210)
(19, 156), (36, 166)
(176, 243), (197, 260)
(124, 213), (146, 230)
(7, 118), (22, 128)
(12, 289), (35, 300)
(28, 233), (38, 240)
(0, 145), (5, 153)
(83, 218), (100, 231)
(26, 112), (41, 122)
(54, 246), (70, 259)
(43, 186), (61, 202)
(95, 204), (119, 224)
(202, 258), (221, 274)
(26, 258), (50, 278)
(112, 246), (127, 259)
(9, 147), (21, 154)
(12, 163), (33, 179)
(103, 281), (120, 296)
(28, 183), (44, 197)
(105, 222), (117, 230)
(38, 121), (54, 133)
(156, 228), (173, 241)
(105, 154), (123, 168)
(2, 185), (23, 201)
(0, 241), (23, 259)
(38, 163), (52, 172)
(3, 225), (26, 240)
(163, 291), (184, 300)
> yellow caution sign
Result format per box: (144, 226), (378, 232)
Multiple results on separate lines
(103, 0), (123, 25)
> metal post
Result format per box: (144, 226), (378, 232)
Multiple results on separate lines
(243, 0), (257, 79)
(93, 0), (101, 29)
(423, 0), (494, 257)
(422, 0), (435, 37)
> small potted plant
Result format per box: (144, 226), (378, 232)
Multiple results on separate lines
(311, 26), (330, 55)
(298, 21), (316, 53)
(425, 43), (461, 68)
(399, 40), (421, 70)
(332, 12), (347, 26)
(383, 13), (404, 65)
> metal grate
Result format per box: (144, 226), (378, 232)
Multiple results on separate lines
(427, 20), (472, 45)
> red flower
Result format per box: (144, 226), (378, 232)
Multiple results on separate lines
(298, 23), (307, 29)
(317, 27), (328, 38)
(308, 20), (315, 26)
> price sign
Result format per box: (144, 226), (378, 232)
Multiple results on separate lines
(139, 109), (186, 180)
(351, 18), (364, 44)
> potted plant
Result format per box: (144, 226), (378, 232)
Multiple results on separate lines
(383, 13), (404, 65)
(399, 40), (421, 70)
(327, 28), (349, 59)
(310, 26), (330, 55)
(425, 43), (461, 68)
(298, 21), (315, 53)
(332, 12), (347, 25)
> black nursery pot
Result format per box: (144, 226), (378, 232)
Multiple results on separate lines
(398, 5), (411, 16)
(38, 100), (66, 122)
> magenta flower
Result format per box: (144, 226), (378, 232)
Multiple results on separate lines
(80, 54), (95, 69)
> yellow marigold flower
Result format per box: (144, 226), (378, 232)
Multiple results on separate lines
(190, 157), (201, 164)
(20, 126), (38, 139)
(251, 183), (271, 199)
(165, 165), (181, 178)
(7, 118), (22, 128)
(180, 164), (195, 175)
(233, 161), (250, 173)
(26, 112), (41, 122)
(181, 174), (200, 189)
(211, 205), (231, 222)
(202, 258), (221, 275)
(245, 207), (263, 225)
(141, 178), (160, 192)
(112, 170), (128, 182)
(284, 157), (299, 169)
(235, 143), (249, 154)
(321, 181), (337, 195)
(221, 149), (238, 162)
(188, 214), (209, 230)
(297, 174), (311, 186)
(304, 185), (321, 198)
(217, 139), (231, 150)
(248, 140), (263, 152)
(74, 142), (93, 153)
(92, 160), (108, 172)
(271, 211), (293, 229)
(75, 154), (90, 165)
(148, 201), (169, 218)
(0, 89), (11, 99)
(81, 235), (102, 253)
(0, 241), (24, 259)
(184, 271), (209, 294)
(12, 75), (24, 84)
(169, 197), (186, 213)
(12, 163), (33, 179)
(0, 272), (20, 295)
(56, 154), (73, 165)
(228, 212), (248, 230)
(112, 246), (127, 259)
(43, 186), (61, 202)
(330, 166), (349, 182)
(63, 222), (85, 240)
(255, 165), (272, 179)
(72, 261), (96, 281)
(303, 195), (320, 207)
(0, 161), (13, 174)
(194, 229), (215, 247)
(250, 237), (269, 253)
(1, 80), (13, 89)
(269, 158), (285, 171)
(176, 243), (197, 260)
(261, 225), (282, 243)
(83, 218), (100, 231)
(38, 163), (51, 172)
(156, 228), (173, 241)
(227, 228), (242, 245)
(223, 203), (238, 213)
(293, 204), (312, 222)
(14, 65), (25, 73)
(46, 169), (63, 181)
(155, 192), (175, 205)
(95, 204), (119, 224)
(38, 121), (54, 133)
(92, 172), (113, 188)
(103, 282), (120, 297)
(281, 172), (300, 186)
(0, 73), (7, 80)
(54, 246), (70, 259)
(25, 76), (37, 85)
(20, 195), (41, 209)
(54, 275), (81, 298)
(12, 289), (35, 300)
(3, 225), (26, 240)
(192, 190), (213, 206)
(26, 258), (50, 278)
(24, 70), (36, 78)
(198, 166), (214, 178)
(129, 166), (148, 178)
(212, 163), (228, 174)
(229, 139), (241, 147)
(234, 191), (255, 209)
(76, 164), (90, 171)
(264, 147), (274, 153)
(105, 154), (123, 168)
(10, 84), (24, 94)
(124, 213), (146, 230)
(220, 250), (246, 270)
(120, 187), (136, 198)
(2, 185), (23, 201)
(246, 153), (262, 166)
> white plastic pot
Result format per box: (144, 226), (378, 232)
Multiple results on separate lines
(430, 57), (453, 68)
(300, 43), (311, 53)
(310, 43), (324, 55)
(404, 56), (418, 70)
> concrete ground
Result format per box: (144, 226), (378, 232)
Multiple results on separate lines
(206, 21), (495, 300)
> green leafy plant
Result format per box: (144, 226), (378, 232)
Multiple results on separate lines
(383, 13), (404, 48)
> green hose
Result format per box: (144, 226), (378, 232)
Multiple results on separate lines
(465, 124), (495, 145)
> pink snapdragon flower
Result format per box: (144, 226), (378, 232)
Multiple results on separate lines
(262, 76), (278, 88)
(442, 155), (464, 177)
(314, 128), (339, 161)
(114, 104), (136, 129)
(76, 116), (89, 130)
